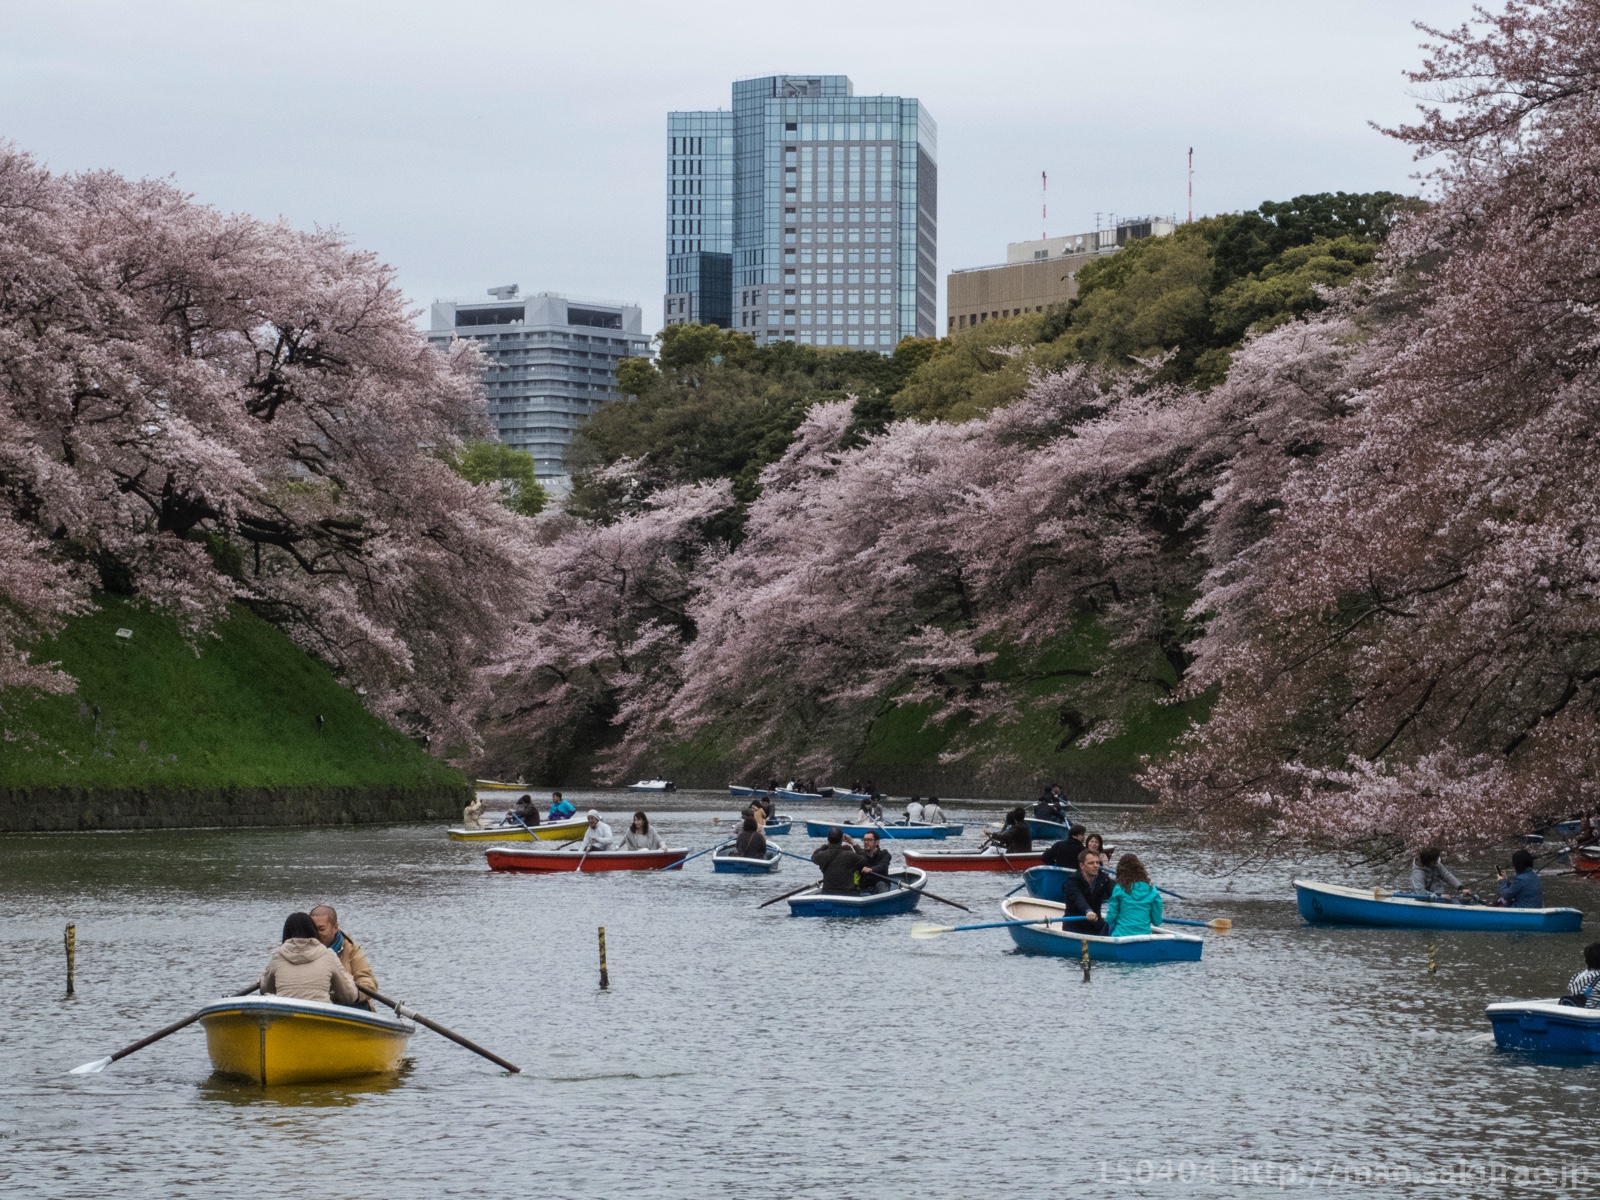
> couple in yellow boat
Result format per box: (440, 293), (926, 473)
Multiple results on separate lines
(260, 903), (378, 1007)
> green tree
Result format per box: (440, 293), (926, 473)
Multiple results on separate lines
(615, 355), (658, 397)
(447, 441), (548, 516)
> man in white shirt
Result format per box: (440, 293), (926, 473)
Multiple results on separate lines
(580, 809), (615, 851)
(904, 797), (925, 824)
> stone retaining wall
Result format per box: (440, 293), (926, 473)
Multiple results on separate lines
(0, 783), (472, 832)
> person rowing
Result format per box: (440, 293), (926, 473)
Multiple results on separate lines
(1041, 823), (1087, 869)
(1062, 847), (1114, 935)
(261, 912), (359, 1005)
(504, 794), (541, 828)
(1496, 849), (1544, 908)
(811, 827), (865, 894)
(310, 903), (378, 1009)
(1103, 853), (1163, 937)
(984, 807), (1032, 854)
(1033, 786), (1066, 824)
(851, 800), (878, 826)
(735, 815), (769, 859)
(579, 809), (615, 852)
(1410, 846), (1471, 902)
(857, 830), (893, 894)
(618, 811), (665, 851)
(547, 792), (576, 822)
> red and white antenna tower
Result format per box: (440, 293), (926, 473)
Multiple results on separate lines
(1041, 170), (1048, 240)
(1187, 147), (1194, 224)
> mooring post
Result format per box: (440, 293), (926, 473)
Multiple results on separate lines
(65, 923), (76, 996)
(598, 926), (610, 990)
(1080, 937), (1091, 983)
(1428, 942), (1437, 974)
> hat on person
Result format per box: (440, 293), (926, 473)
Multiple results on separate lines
(587, 809), (600, 818)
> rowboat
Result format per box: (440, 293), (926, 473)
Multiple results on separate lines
(1486, 1000), (1600, 1054)
(829, 788), (872, 802)
(999, 897), (1204, 963)
(1294, 879), (1583, 932)
(711, 846), (782, 873)
(627, 779), (676, 792)
(1572, 847), (1600, 875)
(903, 848), (1045, 872)
(197, 994), (413, 1085)
(729, 785), (773, 798)
(1021, 865), (1072, 902)
(486, 845), (688, 872)
(446, 815), (588, 843)
(788, 867), (927, 917)
(803, 820), (963, 840)
(777, 788), (826, 801)
(1025, 817), (1072, 841)
(474, 779), (527, 792)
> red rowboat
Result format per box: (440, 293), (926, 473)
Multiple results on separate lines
(485, 846), (689, 873)
(1572, 847), (1600, 875)
(902, 848), (1046, 872)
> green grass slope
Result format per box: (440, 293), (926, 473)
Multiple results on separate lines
(1, 597), (463, 790)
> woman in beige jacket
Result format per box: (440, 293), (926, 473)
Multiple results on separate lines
(261, 912), (360, 1004)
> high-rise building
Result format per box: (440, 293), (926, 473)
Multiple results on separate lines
(665, 74), (936, 351)
(946, 216), (1177, 333)
(428, 288), (649, 488)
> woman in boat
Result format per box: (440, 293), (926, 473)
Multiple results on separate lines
(1496, 849), (1544, 908)
(735, 815), (768, 859)
(851, 800), (877, 826)
(618, 811), (666, 851)
(1410, 847), (1468, 901)
(261, 912), (359, 1004)
(462, 795), (484, 830)
(1102, 853), (1163, 938)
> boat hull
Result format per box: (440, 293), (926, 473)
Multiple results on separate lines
(1487, 1000), (1600, 1054)
(627, 781), (675, 792)
(789, 868), (927, 917)
(904, 849), (1045, 872)
(776, 789), (824, 801)
(830, 789), (872, 802)
(486, 846), (689, 872)
(1571, 848), (1600, 875)
(1294, 880), (1583, 932)
(473, 780), (526, 792)
(447, 816), (587, 843)
(1024, 817), (1071, 841)
(1000, 898), (1203, 962)
(712, 848), (782, 873)
(729, 785), (773, 798)
(198, 996), (412, 1085)
(802, 821), (961, 840)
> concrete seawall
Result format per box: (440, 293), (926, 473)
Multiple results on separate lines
(0, 783), (472, 832)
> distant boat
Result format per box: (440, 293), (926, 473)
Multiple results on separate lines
(1294, 879), (1583, 932)
(486, 845), (688, 873)
(1487, 1000), (1600, 1054)
(729, 785), (774, 798)
(1000, 896), (1204, 963)
(711, 846), (782, 874)
(198, 995), (413, 1085)
(627, 779), (676, 792)
(904, 848), (1045, 872)
(1024, 817), (1072, 841)
(829, 788), (872, 802)
(802, 820), (962, 840)
(788, 868), (928, 917)
(776, 787), (826, 801)
(474, 779), (527, 792)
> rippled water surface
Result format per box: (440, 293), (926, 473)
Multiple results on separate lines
(3, 793), (1599, 1198)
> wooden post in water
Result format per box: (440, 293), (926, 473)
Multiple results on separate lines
(1428, 942), (1436, 974)
(598, 926), (610, 990)
(65, 923), (76, 996)
(1080, 937), (1091, 983)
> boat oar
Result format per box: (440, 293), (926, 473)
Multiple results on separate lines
(898, 878), (971, 914)
(360, 987), (520, 1074)
(70, 982), (260, 1075)
(758, 881), (820, 908)
(1160, 917), (1233, 931)
(912, 915), (1093, 939)
(659, 841), (732, 869)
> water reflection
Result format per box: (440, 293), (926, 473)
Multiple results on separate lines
(197, 1061), (415, 1108)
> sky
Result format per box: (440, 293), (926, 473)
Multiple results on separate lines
(0, 0), (1482, 335)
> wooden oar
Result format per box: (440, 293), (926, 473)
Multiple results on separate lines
(758, 880), (819, 908)
(912, 915), (1093, 939)
(1160, 916), (1232, 931)
(70, 982), (259, 1075)
(359, 987), (520, 1074)
(660, 841), (731, 870)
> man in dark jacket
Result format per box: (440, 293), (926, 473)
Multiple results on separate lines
(1061, 847), (1114, 936)
(812, 828), (865, 894)
(1034, 787), (1066, 823)
(857, 830), (893, 894)
(1041, 824), (1087, 869)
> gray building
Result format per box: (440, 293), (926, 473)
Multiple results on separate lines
(428, 288), (648, 487)
(666, 74), (936, 351)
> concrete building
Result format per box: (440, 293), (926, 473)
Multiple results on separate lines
(947, 216), (1176, 334)
(666, 74), (937, 350)
(428, 288), (649, 488)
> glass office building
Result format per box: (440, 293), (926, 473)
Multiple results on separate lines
(428, 289), (649, 489)
(665, 75), (936, 350)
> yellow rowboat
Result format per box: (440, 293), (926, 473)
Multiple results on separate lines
(197, 995), (413, 1085)
(446, 815), (588, 843)
(474, 779), (528, 791)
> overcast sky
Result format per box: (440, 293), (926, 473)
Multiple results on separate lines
(2, 0), (1480, 334)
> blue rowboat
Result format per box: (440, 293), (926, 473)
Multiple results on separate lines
(1022, 865), (1071, 902)
(1487, 1000), (1600, 1054)
(729, 785), (773, 798)
(999, 897), (1203, 963)
(803, 820), (962, 840)
(1294, 880), (1583, 933)
(788, 867), (927, 917)
(1025, 817), (1071, 841)
(728, 814), (792, 835)
(1541, 819), (1582, 837)
(830, 788), (872, 802)
(712, 846), (782, 874)
(777, 788), (826, 801)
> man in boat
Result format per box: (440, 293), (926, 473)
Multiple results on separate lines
(811, 827), (866, 894)
(984, 807), (1032, 854)
(580, 809), (615, 852)
(1496, 849), (1545, 908)
(922, 796), (946, 825)
(548, 792), (576, 822)
(1061, 846), (1114, 935)
(1563, 942), (1600, 1008)
(1041, 823), (1087, 870)
(758, 794), (776, 821)
(1034, 787), (1066, 824)
(1409, 847), (1472, 902)
(505, 794), (540, 828)
(462, 794), (485, 830)
(857, 829), (893, 893)
(264, 912), (360, 1004)
(904, 796), (925, 824)
(310, 904), (378, 1008)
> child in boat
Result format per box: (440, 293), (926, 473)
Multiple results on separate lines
(261, 912), (359, 1004)
(1563, 942), (1600, 1008)
(1103, 853), (1163, 937)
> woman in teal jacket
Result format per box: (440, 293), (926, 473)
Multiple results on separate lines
(1103, 853), (1163, 936)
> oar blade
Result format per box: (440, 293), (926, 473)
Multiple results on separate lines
(910, 922), (954, 939)
(69, 1056), (113, 1075)
(1208, 918), (1233, 932)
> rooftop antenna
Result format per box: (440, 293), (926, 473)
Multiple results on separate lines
(1041, 170), (1048, 241)
(1187, 148), (1193, 224)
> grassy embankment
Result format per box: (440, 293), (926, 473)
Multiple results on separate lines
(0, 596), (462, 790)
